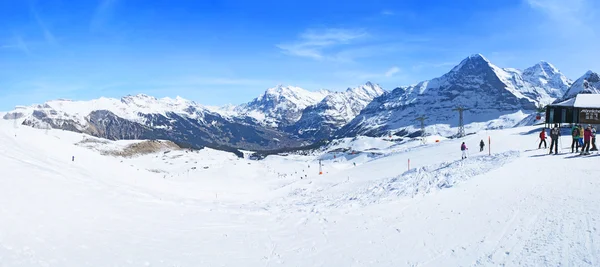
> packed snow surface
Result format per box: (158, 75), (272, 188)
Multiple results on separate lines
(2, 120), (600, 266)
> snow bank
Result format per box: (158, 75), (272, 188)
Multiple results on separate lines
(344, 151), (520, 206)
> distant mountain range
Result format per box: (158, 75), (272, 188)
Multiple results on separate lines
(4, 54), (597, 151)
(337, 54), (573, 137)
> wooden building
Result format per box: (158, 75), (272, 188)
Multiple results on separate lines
(545, 94), (600, 127)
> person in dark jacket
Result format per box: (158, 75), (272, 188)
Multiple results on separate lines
(549, 124), (560, 155)
(479, 140), (485, 152)
(572, 125), (581, 153)
(461, 142), (468, 159)
(539, 128), (547, 149)
(592, 126), (598, 151)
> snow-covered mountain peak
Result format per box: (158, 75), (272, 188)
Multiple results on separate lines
(346, 82), (385, 99)
(237, 85), (331, 128)
(584, 70), (598, 77)
(560, 70), (600, 101)
(523, 61), (560, 78)
(264, 84), (287, 95)
(464, 53), (488, 61)
(450, 54), (491, 72)
(445, 54), (508, 85)
(118, 94), (198, 115)
(538, 61), (559, 74)
(260, 85), (329, 104)
(292, 83), (386, 139)
(515, 61), (573, 100)
(121, 93), (156, 104)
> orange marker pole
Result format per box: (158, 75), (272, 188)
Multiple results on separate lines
(408, 158), (410, 171)
(319, 160), (323, 175)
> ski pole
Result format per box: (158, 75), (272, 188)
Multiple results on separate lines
(559, 137), (562, 153)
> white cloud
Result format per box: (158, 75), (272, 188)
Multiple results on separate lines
(384, 67), (400, 77)
(381, 10), (395, 16)
(277, 28), (367, 60)
(335, 66), (404, 81)
(300, 28), (367, 43)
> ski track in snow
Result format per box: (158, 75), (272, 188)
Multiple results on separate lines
(2, 120), (600, 266)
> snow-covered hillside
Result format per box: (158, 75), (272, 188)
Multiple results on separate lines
(3, 118), (600, 266)
(337, 54), (559, 138)
(2, 94), (304, 151)
(292, 82), (385, 139)
(235, 85), (331, 128)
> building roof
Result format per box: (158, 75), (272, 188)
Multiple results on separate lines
(574, 94), (600, 108)
(550, 94), (600, 108)
(553, 98), (576, 107)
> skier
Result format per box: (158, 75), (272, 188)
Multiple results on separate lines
(549, 123), (560, 155)
(572, 125), (581, 153)
(479, 140), (485, 152)
(461, 142), (468, 159)
(592, 126), (598, 151)
(72, 156), (75, 162)
(582, 125), (593, 155)
(539, 128), (547, 149)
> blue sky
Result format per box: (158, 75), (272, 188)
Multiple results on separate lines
(0, 0), (598, 110)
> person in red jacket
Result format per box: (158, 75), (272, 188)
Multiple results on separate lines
(539, 128), (547, 149)
(582, 125), (593, 155)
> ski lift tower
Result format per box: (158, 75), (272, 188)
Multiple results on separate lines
(453, 106), (470, 138)
(415, 116), (428, 144)
(12, 112), (18, 129)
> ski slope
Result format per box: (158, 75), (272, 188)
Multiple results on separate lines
(2, 120), (600, 266)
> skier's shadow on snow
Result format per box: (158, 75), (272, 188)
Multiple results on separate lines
(563, 154), (600, 159)
(528, 152), (569, 158)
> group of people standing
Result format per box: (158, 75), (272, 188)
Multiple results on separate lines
(570, 124), (597, 155)
(540, 123), (597, 155)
